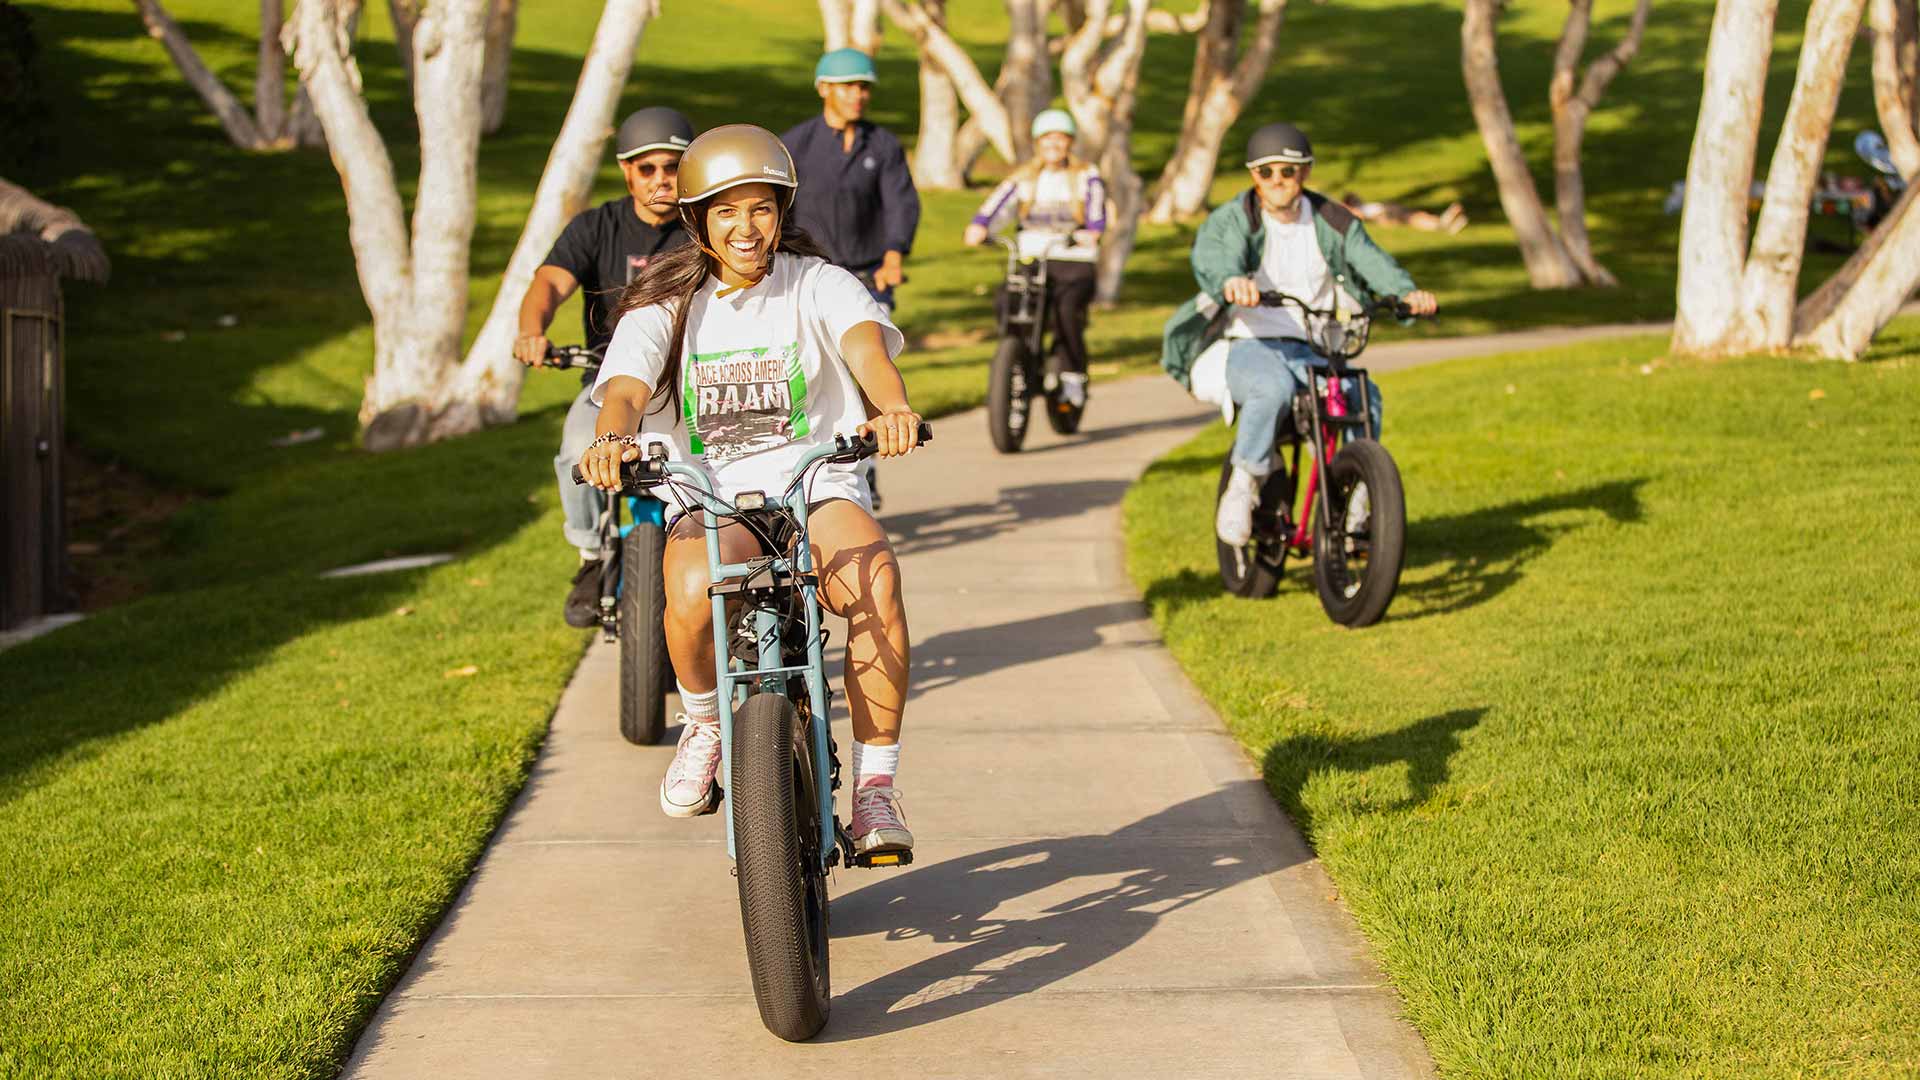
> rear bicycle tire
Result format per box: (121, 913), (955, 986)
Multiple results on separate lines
(987, 337), (1031, 454)
(618, 523), (669, 745)
(1044, 389), (1085, 435)
(1312, 439), (1406, 627)
(732, 692), (830, 1041)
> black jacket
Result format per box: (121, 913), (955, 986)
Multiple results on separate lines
(780, 116), (920, 274)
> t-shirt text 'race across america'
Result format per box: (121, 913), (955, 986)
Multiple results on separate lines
(682, 342), (809, 463)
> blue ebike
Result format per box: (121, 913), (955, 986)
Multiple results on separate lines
(546, 345), (672, 744)
(574, 422), (931, 1042)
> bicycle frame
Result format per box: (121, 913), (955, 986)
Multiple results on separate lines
(1285, 362), (1376, 552)
(992, 235), (1056, 358)
(646, 447), (848, 871)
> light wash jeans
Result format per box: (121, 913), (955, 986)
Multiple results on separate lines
(1225, 337), (1384, 477)
(555, 385), (605, 554)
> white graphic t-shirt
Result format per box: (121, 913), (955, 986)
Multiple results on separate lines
(1225, 197), (1333, 342)
(591, 253), (905, 514)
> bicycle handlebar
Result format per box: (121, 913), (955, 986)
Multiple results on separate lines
(568, 423), (934, 502)
(541, 343), (603, 371)
(1256, 291), (1422, 322)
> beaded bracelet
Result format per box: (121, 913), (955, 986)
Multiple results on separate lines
(587, 433), (640, 451)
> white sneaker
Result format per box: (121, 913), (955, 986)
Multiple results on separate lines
(1058, 372), (1088, 408)
(659, 714), (722, 818)
(851, 781), (913, 855)
(1215, 466), (1260, 547)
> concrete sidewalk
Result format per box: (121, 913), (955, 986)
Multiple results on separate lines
(340, 373), (1437, 1079)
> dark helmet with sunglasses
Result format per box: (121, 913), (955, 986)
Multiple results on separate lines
(616, 107), (695, 166)
(1246, 122), (1313, 180)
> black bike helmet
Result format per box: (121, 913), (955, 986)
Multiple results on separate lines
(615, 107), (695, 160)
(1245, 122), (1314, 168)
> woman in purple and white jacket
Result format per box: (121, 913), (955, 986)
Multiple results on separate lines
(962, 109), (1106, 409)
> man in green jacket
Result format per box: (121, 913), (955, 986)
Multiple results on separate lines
(1161, 122), (1437, 547)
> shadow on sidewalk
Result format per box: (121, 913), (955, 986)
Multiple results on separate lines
(907, 600), (1149, 694)
(821, 786), (1292, 1039)
(882, 480), (1131, 557)
(1012, 411), (1211, 457)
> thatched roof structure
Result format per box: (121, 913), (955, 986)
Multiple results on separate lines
(0, 177), (110, 283)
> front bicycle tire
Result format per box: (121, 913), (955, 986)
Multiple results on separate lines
(987, 337), (1031, 454)
(732, 691), (830, 1041)
(1214, 458), (1282, 598)
(618, 522), (669, 745)
(1312, 439), (1406, 627)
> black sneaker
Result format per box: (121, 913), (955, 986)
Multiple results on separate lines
(564, 558), (603, 629)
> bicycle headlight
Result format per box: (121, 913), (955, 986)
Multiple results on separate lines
(735, 490), (766, 512)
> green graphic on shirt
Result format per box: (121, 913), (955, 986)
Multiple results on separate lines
(681, 341), (807, 463)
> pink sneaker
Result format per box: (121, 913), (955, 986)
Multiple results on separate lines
(851, 781), (913, 855)
(659, 715), (722, 818)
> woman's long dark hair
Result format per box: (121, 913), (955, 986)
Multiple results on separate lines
(615, 197), (831, 419)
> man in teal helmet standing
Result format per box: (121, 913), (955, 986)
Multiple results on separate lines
(780, 47), (921, 312)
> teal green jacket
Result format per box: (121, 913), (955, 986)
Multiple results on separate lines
(1160, 188), (1418, 388)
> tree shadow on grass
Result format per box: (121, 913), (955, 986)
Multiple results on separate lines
(1392, 477), (1647, 620)
(1261, 708), (1486, 840)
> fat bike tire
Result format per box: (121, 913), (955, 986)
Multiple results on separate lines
(1215, 458), (1282, 599)
(1313, 439), (1406, 627)
(987, 337), (1031, 454)
(618, 522), (669, 745)
(732, 692), (831, 1041)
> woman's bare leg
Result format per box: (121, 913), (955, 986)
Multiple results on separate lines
(661, 516), (762, 694)
(805, 499), (908, 746)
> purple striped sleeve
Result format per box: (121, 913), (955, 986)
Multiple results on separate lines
(972, 179), (1019, 228)
(1084, 173), (1107, 233)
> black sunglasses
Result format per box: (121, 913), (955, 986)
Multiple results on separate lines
(626, 160), (679, 179)
(1253, 163), (1304, 181)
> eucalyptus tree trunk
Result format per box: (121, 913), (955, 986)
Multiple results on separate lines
(479, 0), (519, 135)
(1672, 0), (1779, 356)
(1144, 0), (1288, 223)
(1793, 180), (1920, 357)
(1060, 0), (1151, 302)
(910, 2), (965, 189)
(448, 0), (666, 430)
(1730, 0), (1867, 349)
(881, 0), (1018, 163)
(133, 0), (271, 148)
(1869, 0), (1920, 176)
(819, 0), (883, 52)
(256, 0), (287, 139)
(288, 0), (492, 449)
(1549, 0), (1650, 287)
(1462, 0), (1583, 288)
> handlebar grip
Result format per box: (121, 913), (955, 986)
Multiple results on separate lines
(570, 452), (667, 489)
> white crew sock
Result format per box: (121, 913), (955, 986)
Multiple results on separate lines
(851, 741), (900, 788)
(677, 682), (719, 726)
(579, 547), (599, 563)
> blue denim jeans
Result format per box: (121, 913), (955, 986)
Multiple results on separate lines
(554, 385), (605, 553)
(1225, 337), (1384, 477)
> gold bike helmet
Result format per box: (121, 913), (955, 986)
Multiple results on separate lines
(676, 124), (798, 210)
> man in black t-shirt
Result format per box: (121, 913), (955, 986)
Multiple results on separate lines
(513, 106), (695, 628)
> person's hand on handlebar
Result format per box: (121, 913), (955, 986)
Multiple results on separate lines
(857, 407), (925, 459)
(577, 436), (641, 492)
(1404, 290), (1438, 317)
(963, 223), (989, 247)
(513, 332), (552, 368)
(1222, 276), (1262, 307)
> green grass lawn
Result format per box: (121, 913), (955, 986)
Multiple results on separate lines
(1124, 323), (1920, 1077)
(2, 0), (1910, 1073)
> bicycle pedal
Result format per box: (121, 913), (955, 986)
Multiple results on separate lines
(851, 849), (913, 869)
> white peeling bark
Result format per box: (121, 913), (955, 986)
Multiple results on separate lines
(1672, 0), (1779, 357)
(1060, 0), (1151, 302)
(1549, 0), (1650, 288)
(1870, 0), (1920, 177)
(389, 0), (420, 82)
(1732, 0), (1866, 350)
(1000, 0), (1052, 163)
(1462, 0), (1583, 288)
(820, 0), (883, 52)
(881, 0), (1017, 163)
(446, 0), (664, 431)
(133, 0), (272, 149)
(257, 0), (287, 140)
(479, 0), (518, 136)
(1144, 0), (1288, 223)
(911, 1), (964, 188)
(1793, 180), (1920, 357)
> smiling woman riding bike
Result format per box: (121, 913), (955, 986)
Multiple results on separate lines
(578, 124), (924, 859)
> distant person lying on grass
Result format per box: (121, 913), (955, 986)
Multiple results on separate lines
(1340, 192), (1467, 234)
